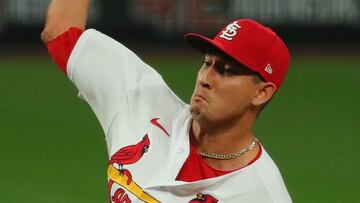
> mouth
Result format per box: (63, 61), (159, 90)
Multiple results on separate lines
(193, 93), (208, 102)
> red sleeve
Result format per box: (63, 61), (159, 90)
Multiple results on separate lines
(46, 27), (84, 74)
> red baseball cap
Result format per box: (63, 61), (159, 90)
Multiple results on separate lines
(184, 19), (290, 90)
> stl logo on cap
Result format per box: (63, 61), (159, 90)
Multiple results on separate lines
(219, 21), (241, 41)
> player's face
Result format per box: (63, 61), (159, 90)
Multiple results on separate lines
(190, 54), (260, 124)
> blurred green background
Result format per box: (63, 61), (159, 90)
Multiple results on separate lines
(1, 0), (360, 202)
(1, 52), (359, 203)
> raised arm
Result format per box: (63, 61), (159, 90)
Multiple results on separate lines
(41, 0), (90, 43)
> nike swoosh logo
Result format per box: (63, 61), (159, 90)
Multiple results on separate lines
(150, 118), (170, 136)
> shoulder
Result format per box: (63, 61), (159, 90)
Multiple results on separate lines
(252, 147), (292, 202)
(254, 147), (283, 178)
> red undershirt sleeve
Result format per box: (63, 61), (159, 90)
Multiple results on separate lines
(46, 27), (84, 75)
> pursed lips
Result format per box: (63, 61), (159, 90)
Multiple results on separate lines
(193, 93), (208, 102)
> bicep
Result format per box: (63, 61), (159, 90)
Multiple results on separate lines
(68, 29), (163, 133)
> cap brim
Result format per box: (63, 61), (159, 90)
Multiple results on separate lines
(184, 33), (265, 81)
(184, 33), (253, 70)
(184, 33), (226, 55)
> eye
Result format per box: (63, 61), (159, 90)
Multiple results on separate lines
(223, 67), (232, 75)
(221, 64), (251, 76)
(219, 64), (236, 76)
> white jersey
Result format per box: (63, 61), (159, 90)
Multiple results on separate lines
(67, 29), (292, 203)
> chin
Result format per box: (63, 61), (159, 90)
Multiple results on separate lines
(190, 105), (202, 119)
(190, 104), (209, 122)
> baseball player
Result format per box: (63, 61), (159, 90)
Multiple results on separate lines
(41, 0), (292, 202)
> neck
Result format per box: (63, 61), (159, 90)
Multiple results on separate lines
(190, 114), (261, 171)
(191, 114), (255, 155)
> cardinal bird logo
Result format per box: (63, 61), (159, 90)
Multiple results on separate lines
(109, 134), (150, 185)
(188, 193), (218, 203)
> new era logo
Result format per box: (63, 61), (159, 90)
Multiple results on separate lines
(265, 64), (273, 74)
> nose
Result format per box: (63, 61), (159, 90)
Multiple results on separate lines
(198, 66), (215, 89)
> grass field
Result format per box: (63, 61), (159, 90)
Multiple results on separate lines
(0, 52), (359, 202)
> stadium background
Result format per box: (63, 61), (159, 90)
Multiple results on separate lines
(0, 0), (359, 202)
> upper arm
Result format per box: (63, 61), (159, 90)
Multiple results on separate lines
(41, 0), (90, 43)
(67, 29), (166, 133)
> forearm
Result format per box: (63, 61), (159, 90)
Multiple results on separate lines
(41, 0), (90, 43)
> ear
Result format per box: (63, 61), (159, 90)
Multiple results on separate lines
(252, 82), (276, 106)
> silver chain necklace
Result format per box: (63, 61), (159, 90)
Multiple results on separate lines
(197, 137), (258, 160)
